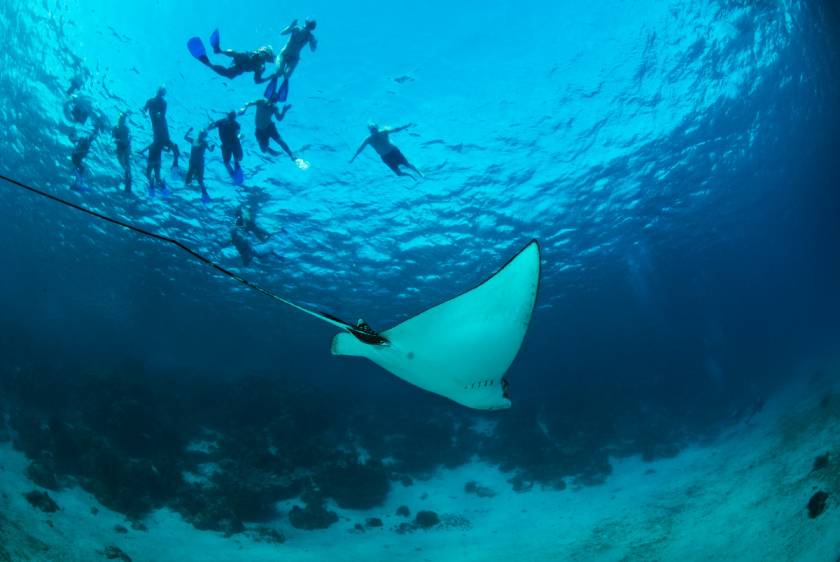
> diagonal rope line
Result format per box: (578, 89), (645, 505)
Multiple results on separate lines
(0, 173), (384, 342)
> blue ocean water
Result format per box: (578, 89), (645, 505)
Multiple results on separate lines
(1, 0), (839, 557)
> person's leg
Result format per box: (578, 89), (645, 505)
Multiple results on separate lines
(382, 153), (403, 176)
(71, 155), (84, 183)
(222, 145), (234, 175)
(146, 160), (154, 190)
(204, 61), (243, 79)
(233, 142), (244, 170)
(285, 57), (299, 79)
(185, 165), (195, 185)
(167, 140), (180, 168)
(256, 129), (272, 153)
(270, 127), (295, 160)
(119, 151), (132, 191)
(198, 167), (208, 199)
(231, 229), (253, 266)
(258, 133), (281, 156)
(394, 150), (420, 180)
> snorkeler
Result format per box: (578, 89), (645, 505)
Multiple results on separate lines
(277, 18), (317, 80)
(64, 94), (108, 129)
(112, 112), (132, 192)
(238, 99), (296, 161)
(70, 128), (100, 191)
(138, 141), (171, 197)
(207, 111), (245, 184)
(184, 127), (215, 202)
(260, 18), (318, 102)
(187, 29), (275, 83)
(141, 86), (180, 169)
(349, 123), (423, 179)
(231, 205), (282, 265)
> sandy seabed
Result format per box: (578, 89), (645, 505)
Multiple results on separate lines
(1, 375), (838, 562)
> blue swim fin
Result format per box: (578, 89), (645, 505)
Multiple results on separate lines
(232, 166), (244, 186)
(71, 171), (84, 192)
(187, 37), (210, 64)
(209, 29), (221, 54)
(263, 74), (278, 101)
(276, 77), (289, 103)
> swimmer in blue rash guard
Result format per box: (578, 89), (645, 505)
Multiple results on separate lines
(349, 123), (423, 180)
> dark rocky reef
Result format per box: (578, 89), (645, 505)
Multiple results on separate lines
(807, 490), (829, 518)
(812, 452), (830, 472)
(0, 355), (754, 536)
(102, 545), (132, 561)
(23, 490), (59, 513)
(464, 481), (496, 498)
(415, 510), (440, 529)
(317, 457), (390, 509)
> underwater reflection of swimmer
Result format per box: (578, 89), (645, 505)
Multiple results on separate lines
(231, 206), (283, 265)
(64, 94), (107, 130)
(70, 128), (100, 191)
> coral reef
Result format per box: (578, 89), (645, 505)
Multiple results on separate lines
(23, 490), (59, 513)
(807, 490), (829, 518)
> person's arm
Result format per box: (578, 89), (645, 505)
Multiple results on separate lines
(254, 66), (274, 84)
(309, 34), (318, 52)
(184, 127), (194, 143)
(281, 20), (298, 35)
(275, 104), (292, 121)
(389, 123), (415, 134)
(137, 143), (150, 156)
(238, 101), (258, 115)
(141, 99), (150, 114)
(349, 138), (369, 163)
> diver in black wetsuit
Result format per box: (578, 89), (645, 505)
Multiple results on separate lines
(202, 39), (275, 83)
(208, 111), (244, 180)
(112, 112), (132, 192)
(141, 87), (180, 169)
(71, 128), (100, 190)
(184, 127), (215, 201)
